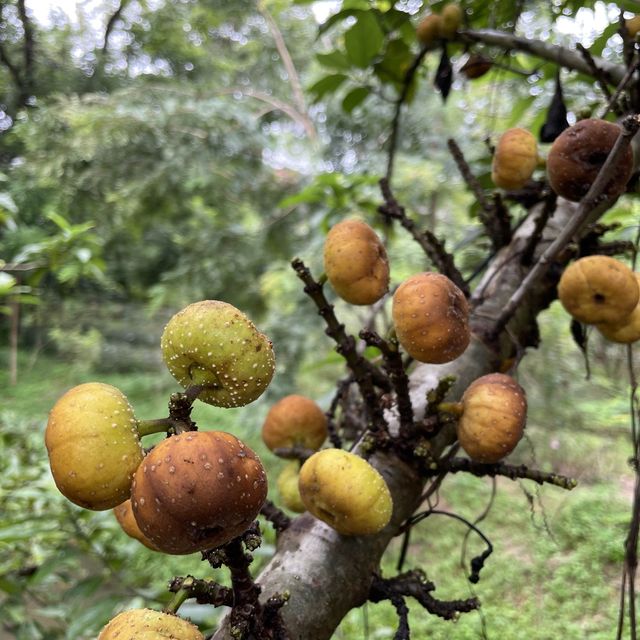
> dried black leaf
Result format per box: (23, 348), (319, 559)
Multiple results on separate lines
(434, 44), (453, 101)
(540, 70), (569, 143)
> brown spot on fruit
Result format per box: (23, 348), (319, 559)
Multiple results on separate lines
(596, 273), (640, 344)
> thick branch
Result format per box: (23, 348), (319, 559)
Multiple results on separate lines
(459, 28), (626, 85)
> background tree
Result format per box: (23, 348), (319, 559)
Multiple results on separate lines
(1, 1), (640, 639)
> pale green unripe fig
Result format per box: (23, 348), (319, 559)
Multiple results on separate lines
(298, 449), (393, 536)
(277, 461), (306, 513)
(161, 300), (275, 408)
(45, 382), (144, 510)
(98, 608), (203, 639)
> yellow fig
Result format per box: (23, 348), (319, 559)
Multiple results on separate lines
(298, 448), (393, 536)
(323, 218), (390, 305)
(456, 373), (527, 463)
(491, 128), (538, 190)
(98, 608), (203, 640)
(277, 461), (306, 513)
(45, 382), (144, 510)
(557, 256), (639, 325)
(161, 300), (275, 408)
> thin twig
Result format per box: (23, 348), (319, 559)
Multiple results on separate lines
(600, 54), (640, 119)
(576, 43), (613, 100)
(378, 178), (470, 296)
(386, 46), (430, 183)
(359, 329), (414, 436)
(434, 457), (577, 490)
(291, 258), (389, 432)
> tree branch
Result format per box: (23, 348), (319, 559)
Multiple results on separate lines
(434, 457), (577, 490)
(16, 0), (33, 95)
(459, 28), (626, 85)
(102, 0), (129, 55)
(378, 178), (470, 297)
(257, 3), (317, 143)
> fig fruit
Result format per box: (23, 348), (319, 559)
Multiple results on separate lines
(596, 273), (640, 343)
(460, 53), (493, 80)
(547, 119), (633, 202)
(392, 272), (470, 364)
(625, 15), (640, 38)
(45, 382), (144, 510)
(440, 3), (463, 39)
(131, 430), (267, 554)
(298, 448), (393, 536)
(416, 14), (443, 46)
(323, 218), (390, 306)
(262, 394), (328, 453)
(491, 128), (538, 190)
(98, 608), (203, 640)
(114, 499), (158, 550)
(456, 373), (527, 463)
(277, 461), (306, 513)
(557, 255), (639, 325)
(161, 300), (275, 408)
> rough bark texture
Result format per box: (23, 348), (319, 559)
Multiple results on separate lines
(212, 198), (585, 639)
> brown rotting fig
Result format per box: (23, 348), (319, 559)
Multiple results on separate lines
(131, 430), (267, 555)
(546, 118), (633, 202)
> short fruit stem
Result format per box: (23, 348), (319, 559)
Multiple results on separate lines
(136, 418), (174, 438)
(437, 401), (464, 417)
(163, 577), (194, 614)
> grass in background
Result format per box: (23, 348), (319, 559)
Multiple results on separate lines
(1, 315), (637, 639)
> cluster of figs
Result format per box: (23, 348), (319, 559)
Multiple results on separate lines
(45, 116), (640, 632)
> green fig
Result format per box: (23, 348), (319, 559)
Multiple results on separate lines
(161, 300), (275, 408)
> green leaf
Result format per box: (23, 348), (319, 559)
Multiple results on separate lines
(318, 9), (364, 36)
(344, 12), (385, 69)
(316, 50), (351, 71)
(308, 73), (348, 102)
(342, 87), (371, 113)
